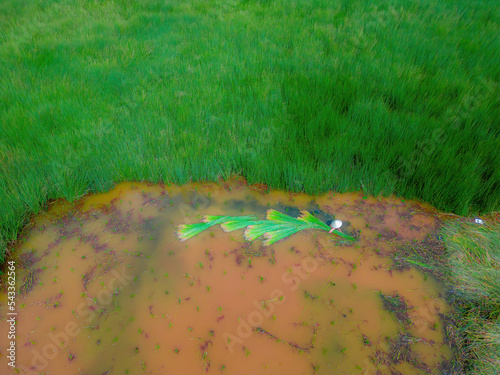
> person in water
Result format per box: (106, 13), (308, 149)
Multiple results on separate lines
(329, 219), (343, 233)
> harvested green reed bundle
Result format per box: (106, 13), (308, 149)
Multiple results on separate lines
(220, 216), (260, 232)
(297, 210), (331, 230)
(266, 209), (304, 225)
(177, 215), (231, 241)
(262, 224), (309, 246)
(177, 209), (357, 244)
(243, 222), (293, 242)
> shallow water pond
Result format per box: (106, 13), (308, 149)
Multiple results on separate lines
(1, 180), (454, 374)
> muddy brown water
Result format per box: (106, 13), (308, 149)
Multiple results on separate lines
(0, 180), (456, 374)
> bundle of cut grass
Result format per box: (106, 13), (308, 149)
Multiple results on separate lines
(244, 210), (309, 246)
(176, 209), (357, 245)
(177, 215), (233, 241)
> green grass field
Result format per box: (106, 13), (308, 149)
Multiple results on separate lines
(1, 0), (499, 255)
(0, 1), (499, 372)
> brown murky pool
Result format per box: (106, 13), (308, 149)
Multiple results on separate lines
(1, 180), (455, 374)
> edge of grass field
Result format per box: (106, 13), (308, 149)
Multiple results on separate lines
(397, 219), (500, 374)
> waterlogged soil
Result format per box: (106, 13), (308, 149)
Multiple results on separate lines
(0, 180), (456, 374)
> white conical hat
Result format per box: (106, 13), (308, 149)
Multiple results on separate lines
(330, 219), (343, 229)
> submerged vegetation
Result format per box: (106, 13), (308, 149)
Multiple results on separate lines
(379, 292), (412, 328)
